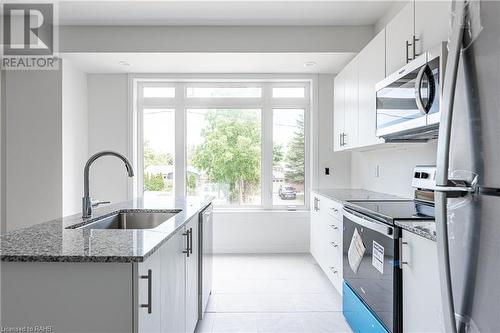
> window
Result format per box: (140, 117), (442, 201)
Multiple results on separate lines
(186, 87), (262, 98)
(273, 109), (305, 206)
(143, 86), (175, 98)
(272, 87), (305, 98)
(187, 109), (262, 206)
(135, 80), (310, 209)
(142, 109), (175, 200)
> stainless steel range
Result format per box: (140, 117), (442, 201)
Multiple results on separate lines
(342, 166), (436, 333)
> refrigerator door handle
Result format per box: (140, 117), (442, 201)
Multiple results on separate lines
(435, 1), (467, 333)
(436, 0), (466, 187)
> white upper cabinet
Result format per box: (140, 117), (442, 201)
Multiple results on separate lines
(385, 1), (415, 76)
(414, 0), (452, 55)
(333, 30), (385, 152)
(358, 29), (386, 147)
(333, 59), (358, 152)
(386, 0), (451, 77)
(332, 0), (451, 152)
(333, 71), (346, 151)
(343, 58), (359, 149)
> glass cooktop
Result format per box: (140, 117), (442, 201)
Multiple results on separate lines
(344, 200), (435, 225)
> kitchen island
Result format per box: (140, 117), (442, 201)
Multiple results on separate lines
(1, 197), (212, 333)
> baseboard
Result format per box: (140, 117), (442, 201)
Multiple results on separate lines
(213, 246), (309, 254)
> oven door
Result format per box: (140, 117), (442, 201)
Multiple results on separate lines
(342, 208), (401, 333)
(376, 55), (429, 138)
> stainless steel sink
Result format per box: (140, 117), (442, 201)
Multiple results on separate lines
(74, 210), (181, 230)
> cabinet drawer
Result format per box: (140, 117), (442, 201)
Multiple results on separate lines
(325, 258), (343, 294)
(321, 198), (343, 221)
(324, 220), (342, 243)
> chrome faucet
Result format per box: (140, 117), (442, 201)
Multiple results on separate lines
(82, 151), (134, 218)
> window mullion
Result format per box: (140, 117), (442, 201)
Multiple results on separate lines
(175, 82), (186, 197)
(262, 83), (273, 209)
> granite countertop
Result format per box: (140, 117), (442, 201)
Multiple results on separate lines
(312, 188), (409, 203)
(0, 197), (212, 263)
(395, 220), (437, 242)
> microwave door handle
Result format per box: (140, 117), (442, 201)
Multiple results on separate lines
(435, 1), (466, 332)
(415, 65), (429, 115)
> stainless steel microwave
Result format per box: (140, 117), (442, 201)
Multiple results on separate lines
(375, 43), (447, 140)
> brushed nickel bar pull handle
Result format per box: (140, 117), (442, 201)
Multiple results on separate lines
(188, 227), (193, 255)
(182, 230), (190, 257)
(413, 35), (420, 59)
(140, 269), (152, 314)
(330, 242), (339, 248)
(330, 224), (339, 230)
(406, 40), (412, 63)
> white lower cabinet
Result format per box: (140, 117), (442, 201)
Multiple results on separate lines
(185, 217), (200, 333)
(402, 230), (445, 333)
(137, 247), (163, 333)
(1, 215), (203, 333)
(310, 195), (322, 264)
(310, 193), (343, 294)
(137, 216), (199, 333)
(160, 227), (186, 333)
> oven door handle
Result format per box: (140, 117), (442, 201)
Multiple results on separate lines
(343, 208), (396, 239)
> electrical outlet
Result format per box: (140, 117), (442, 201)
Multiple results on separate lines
(374, 165), (380, 178)
(325, 167), (330, 175)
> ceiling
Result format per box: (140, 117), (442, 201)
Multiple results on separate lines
(57, 1), (395, 26)
(61, 52), (356, 73)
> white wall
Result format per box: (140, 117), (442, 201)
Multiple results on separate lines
(4, 69), (63, 231)
(213, 211), (309, 253)
(87, 74), (130, 203)
(60, 26), (374, 53)
(62, 61), (89, 216)
(314, 74), (351, 189)
(374, 1), (409, 33)
(350, 141), (438, 198)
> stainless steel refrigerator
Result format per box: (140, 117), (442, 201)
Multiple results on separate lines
(435, 0), (500, 332)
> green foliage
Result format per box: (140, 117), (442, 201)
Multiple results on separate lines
(273, 144), (284, 165)
(187, 173), (197, 194)
(144, 141), (173, 168)
(285, 113), (305, 184)
(144, 173), (165, 191)
(191, 109), (261, 204)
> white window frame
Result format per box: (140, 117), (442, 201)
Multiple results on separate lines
(130, 75), (312, 211)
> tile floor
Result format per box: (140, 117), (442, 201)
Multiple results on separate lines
(195, 254), (352, 333)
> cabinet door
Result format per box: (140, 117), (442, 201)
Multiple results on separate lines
(333, 71), (346, 151)
(161, 228), (187, 333)
(414, 0), (451, 55)
(385, 1), (415, 76)
(310, 195), (322, 262)
(358, 29), (386, 147)
(402, 231), (445, 332)
(343, 58), (359, 149)
(137, 247), (162, 333)
(185, 217), (199, 333)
